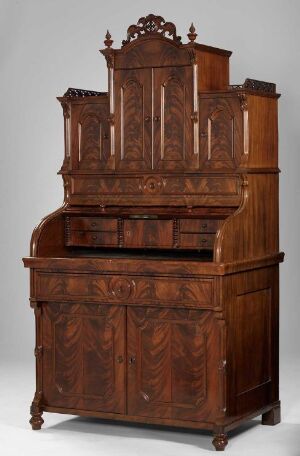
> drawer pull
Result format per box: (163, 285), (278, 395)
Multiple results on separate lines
(91, 222), (97, 227)
(92, 235), (97, 240)
(116, 355), (124, 364)
(201, 238), (207, 244)
(201, 223), (207, 229)
(129, 356), (136, 365)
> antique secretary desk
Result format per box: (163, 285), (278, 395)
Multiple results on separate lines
(23, 14), (284, 451)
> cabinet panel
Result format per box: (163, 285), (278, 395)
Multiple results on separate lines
(127, 307), (222, 421)
(199, 97), (242, 170)
(153, 66), (197, 170)
(42, 302), (125, 413)
(123, 219), (173, 248)
(115, 69), (152, 171)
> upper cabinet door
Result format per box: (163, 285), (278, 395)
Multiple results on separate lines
(153, 66), (197, 171)
(199, 97), (243, 171)
(115, 69), (152, 171)
(72, 102), (113, 170)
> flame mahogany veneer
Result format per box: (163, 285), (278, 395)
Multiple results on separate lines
(23, 14), (283, 451)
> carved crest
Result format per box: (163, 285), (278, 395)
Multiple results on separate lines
(122, 14), (182, 46)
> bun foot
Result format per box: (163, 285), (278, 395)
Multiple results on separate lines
(30, 414), (44, 430)
(212, 433), (228, 451)
(262, 401), (281, 426)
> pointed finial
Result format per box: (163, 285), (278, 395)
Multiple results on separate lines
(187, 23), (197, 42)
(104, 30), (113, 48)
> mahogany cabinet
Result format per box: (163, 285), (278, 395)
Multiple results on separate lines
(23, 14), (283, 451)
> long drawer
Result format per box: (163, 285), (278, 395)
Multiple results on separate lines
(36, 272), (215, 309)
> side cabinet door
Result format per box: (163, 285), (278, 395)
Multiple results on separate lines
(153, 66), (197, 171)
(114, 69), (152, 171)
(71, 102), (113, 170)
(127, 307), (223, 422)
(199, 96), (243, 170)
(42, 302), (125, 414)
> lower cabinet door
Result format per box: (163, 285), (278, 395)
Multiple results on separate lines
(42, 302), (125, 413)
(127, 307), (222, 421)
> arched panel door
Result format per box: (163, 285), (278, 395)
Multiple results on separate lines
(199, 97), (243, 170)
(72, 102), (113, 170)
(115, 69), (152, 171)
(153, 66), (197, 171)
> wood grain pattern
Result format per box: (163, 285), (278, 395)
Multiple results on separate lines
(42, 303), (125, 413)
(199, 96), (243, 170)
(35, 272), (214, 309)
(23, 13), (283, 452)
(153, 66), (196, 170)
(127, 307), (221, 421)
(115, 69), (151, 170)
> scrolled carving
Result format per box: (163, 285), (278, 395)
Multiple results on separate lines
(122, 14), (182, 46)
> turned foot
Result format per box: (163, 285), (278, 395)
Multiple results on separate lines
(262, 401), (281, 426)
(30, 414), (44, 430)
(30, 391), (44, 430)
(212, 433), (228, 451)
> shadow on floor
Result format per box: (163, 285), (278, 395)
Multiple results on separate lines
(44, 415), (261, 452)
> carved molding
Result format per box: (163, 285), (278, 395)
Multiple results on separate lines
(65, 216), (71, 244)
(63, 88), (106, 98)
(238, 94), (248, 111)
(34, 345), (43, 359)
(101, 48), (115, 68)
(122, 14), (182, 46)
(230, 78), (276, 94)
(61, 101), (70, 119)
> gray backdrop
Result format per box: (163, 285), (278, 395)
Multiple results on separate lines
(0, 0), (299, 363)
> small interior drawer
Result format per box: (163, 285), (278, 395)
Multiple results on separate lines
(69, 217), (117, 232)
(180, 233), (215, 249)
(68, 231), (118, 247)
(124, 219), (173, 248)
(180, 219), (220, 233)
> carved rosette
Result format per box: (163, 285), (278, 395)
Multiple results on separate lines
(122, 14), (182, 46)
(143, 176), (165, 194)
(109, 277), (135, 300)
